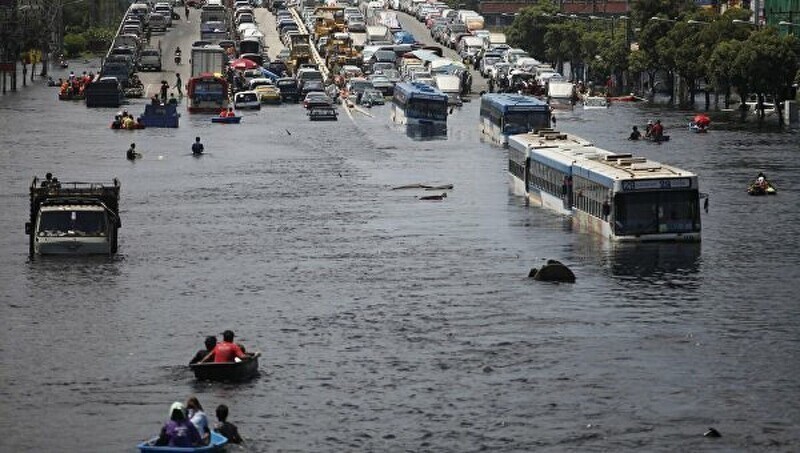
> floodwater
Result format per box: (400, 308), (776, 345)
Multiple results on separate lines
(1, 67), (799, 452)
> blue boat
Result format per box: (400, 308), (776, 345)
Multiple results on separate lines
(137, 431), (228, 453)
(138, 104), (180, 128)
(211, 116), (242, 124)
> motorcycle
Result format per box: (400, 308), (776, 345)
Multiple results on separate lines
(174, 54), (181, 65)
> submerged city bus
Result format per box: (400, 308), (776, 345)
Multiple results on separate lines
(391, 81), (448, 138)
(479, 93), (551, 147)
(508, 130), (701, 242)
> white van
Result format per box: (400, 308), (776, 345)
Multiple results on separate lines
(148, 13), (168, 32)
(154, 3), (173, 27)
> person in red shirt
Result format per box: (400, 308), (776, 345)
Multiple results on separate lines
(201, 330), (246, 363)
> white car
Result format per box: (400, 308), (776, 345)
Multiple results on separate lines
(234, 91), (261, 110)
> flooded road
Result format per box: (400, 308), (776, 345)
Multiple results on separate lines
(1, 61), (800, 451)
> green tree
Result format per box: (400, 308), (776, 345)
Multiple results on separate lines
(632, 19), (674, 100)
(598, 35), (630, 95)
(708, 39), (744, 108)
(506, 0), (559, 61)
(544, 22), (584, 79)
(629, 0), (696, 30)
(691, 9), (753, 109)
(732, 28), (799, 123)
(63, 33), (87, 58)
(657, 21), (704, 107)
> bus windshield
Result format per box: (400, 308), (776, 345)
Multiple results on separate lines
(503, 111), (550, 135)
(407, 98), (447, 120)
(614, 190), (700, 236)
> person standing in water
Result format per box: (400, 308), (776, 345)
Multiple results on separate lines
(127, 143), (138, 160)
(192, 137), (204, 155)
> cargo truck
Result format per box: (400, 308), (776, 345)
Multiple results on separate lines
(190, 46), (227, 77)
(26, 177), (122, 256)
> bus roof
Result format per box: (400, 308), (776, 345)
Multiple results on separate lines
(481, 93), (549, 112)
(394, 82), (448, 101)
(509, 131), (697, 187)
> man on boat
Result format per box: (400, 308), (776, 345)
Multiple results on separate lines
(756, 172), (767, 187)
(651, 120), (664, 140)
(192, 137), (204, 155)
(201, 330), (246, 363)
(190, 336), (215, 364)
(629, 126), (641, 140)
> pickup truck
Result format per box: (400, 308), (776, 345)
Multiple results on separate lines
(139, 47), (162, 71)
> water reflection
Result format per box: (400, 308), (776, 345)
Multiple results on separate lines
(572, 235), (701, 281)
(404, 123), (448, 141)
(606, 242), (701, 279)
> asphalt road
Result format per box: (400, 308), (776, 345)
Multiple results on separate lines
(137, 7), (200, 98)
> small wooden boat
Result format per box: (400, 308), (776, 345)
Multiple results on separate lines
(189, 353), (259, 381)
(137, 431), (228, 453)
(607, 95), (643, 102)
(211, 116), (242, 124)
(748, 183), (777, 196)
(582, 96), (609, 109)
(138, 104), (180, 128)
(689, 123), (707, 133)
(58, 92), (85, 101)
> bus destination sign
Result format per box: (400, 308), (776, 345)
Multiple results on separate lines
(621, 178), (692, 191)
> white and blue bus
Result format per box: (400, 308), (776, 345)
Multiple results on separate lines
(479, 93), (551, 147)
(391, 82), (448, 138)
(508, 130), (702, 242)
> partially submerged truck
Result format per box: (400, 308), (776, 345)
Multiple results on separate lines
(27, 177), (122, 256)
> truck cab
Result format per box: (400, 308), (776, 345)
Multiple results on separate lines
(27, 178), (121, 256)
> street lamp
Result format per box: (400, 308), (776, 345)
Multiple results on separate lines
(687, 19), (709, 25)
(650, 16), (677, 23)
(732, 19), (757, 27)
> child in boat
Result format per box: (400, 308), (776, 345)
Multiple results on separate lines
(225, 107), (236, 117)
(214, 405), (243, 444)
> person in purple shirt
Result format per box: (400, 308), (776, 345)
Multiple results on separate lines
(155, 402), (202, 447)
